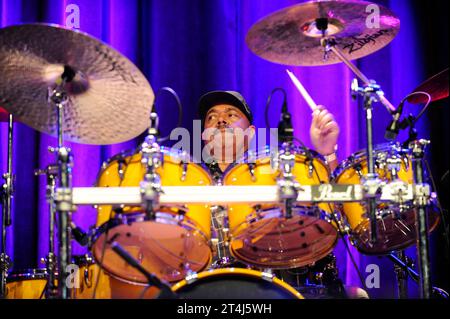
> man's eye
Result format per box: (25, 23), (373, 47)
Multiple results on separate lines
(228, 113), (238, 118)
(207, 114), (216, 121)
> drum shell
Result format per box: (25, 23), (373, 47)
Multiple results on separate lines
(224, 153), (334, 236)
(96, 151), (212, 239)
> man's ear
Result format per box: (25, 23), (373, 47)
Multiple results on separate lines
(248, 125), (256, 140)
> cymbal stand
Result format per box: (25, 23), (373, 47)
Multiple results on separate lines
(0, 113), (14, 298)
(320, 36), (398, 245)
(34, 164), (59, 298)
(409, 139), (433, 298)
(48, 78), (74, 299)
(388, 251), (449, 299)
(349, 78), (383, 244)
(393, 250), (409, 299)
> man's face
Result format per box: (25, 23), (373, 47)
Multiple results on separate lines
(202, 104), (255, 162)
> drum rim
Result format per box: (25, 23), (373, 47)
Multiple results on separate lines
(95, 146), (211, 187)
(171, 267), (303, 299)
(332, 142), (410, 181)
(6, 268), (48, 282)
(222, 145), (330, 179)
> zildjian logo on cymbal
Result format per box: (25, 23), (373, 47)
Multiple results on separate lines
(342, 29), (391, 54)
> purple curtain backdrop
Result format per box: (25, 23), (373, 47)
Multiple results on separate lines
(0, 0), (447, 298)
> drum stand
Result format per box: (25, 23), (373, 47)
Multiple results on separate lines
(210, 205), (234, 268)
(34, 164), (59, 298)
(0, 113), (14, 298)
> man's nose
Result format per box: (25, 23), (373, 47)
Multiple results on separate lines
(216, 114), (228, 126)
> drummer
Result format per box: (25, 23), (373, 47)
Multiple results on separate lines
(197, 90), (370, 299)
(198, 90), (340, 180)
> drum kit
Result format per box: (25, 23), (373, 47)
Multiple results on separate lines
(0, 1), (448, 300)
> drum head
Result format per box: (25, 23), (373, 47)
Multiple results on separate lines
(172, 268), (303, 299)
(229, 207), (338, 268)
(352, 204), (440, 254)
(92, 213), (212, 283)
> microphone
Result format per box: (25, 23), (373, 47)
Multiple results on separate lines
(110, 241), (177, 299)
(278, 96), (294, 143)
(384, 101), (405, 141)
(70, 222), (89, 247)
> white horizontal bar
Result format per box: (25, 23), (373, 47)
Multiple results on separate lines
(71, 184), (418, 206)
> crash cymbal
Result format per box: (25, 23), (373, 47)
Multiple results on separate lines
(246, 0), (400, 66)
(0, 23), (154, 145)
(407, 68), (449, 104)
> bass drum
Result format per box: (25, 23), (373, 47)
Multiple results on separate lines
(223, 147), (338, 269)
(92, 147), (213, 284)
(333, 143), (440, 254)
(172, 268), (303, 299)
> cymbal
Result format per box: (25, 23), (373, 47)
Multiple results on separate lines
(0, 107), (13, 122)
(246, 0), (400, 66)
(0, 24), (154, 145)
(407, 68), (449, 104)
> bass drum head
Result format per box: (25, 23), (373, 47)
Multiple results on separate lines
(172, 268), (303, 299)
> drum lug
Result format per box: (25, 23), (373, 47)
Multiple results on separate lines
(117, 159), (125, 182)
(401, 153), (410, 172)
(185, 271), (199, 285)
(180, 161), (188, 182)
(308, 160), (314, 178)
(84, 267), (92, 288)
(261, 270), (274, 282)
(247, 163), (256, 182)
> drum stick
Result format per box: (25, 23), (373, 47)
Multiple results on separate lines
(286, 69), (319, 112)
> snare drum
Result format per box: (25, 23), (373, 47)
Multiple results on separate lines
(5, 269), (47, 299)
(223, 147), (338, 269)
(334, 143), (440, 254)
(92, 148), (213, 284)
(172, 268), (303, 299)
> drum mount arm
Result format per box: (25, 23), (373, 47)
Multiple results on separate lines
(277, 143), (301, 219)
(140, 112), (163, 219)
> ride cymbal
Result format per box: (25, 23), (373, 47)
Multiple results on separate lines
(246, 0), (400, 66)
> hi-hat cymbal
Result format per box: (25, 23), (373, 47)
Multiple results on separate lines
(0, 24), (154, 145)
(246, 0), (400, 66)
(407, 68), (449, 104)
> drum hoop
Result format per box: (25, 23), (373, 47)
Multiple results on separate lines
(171, 267), (303, 299)
(94, 146), (211, 187)
(7, 269), (48, 282)
(332, 142), (411, 181)
(223, 146), (330, 178)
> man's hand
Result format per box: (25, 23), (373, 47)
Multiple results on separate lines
(310, 106), (339, 156)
